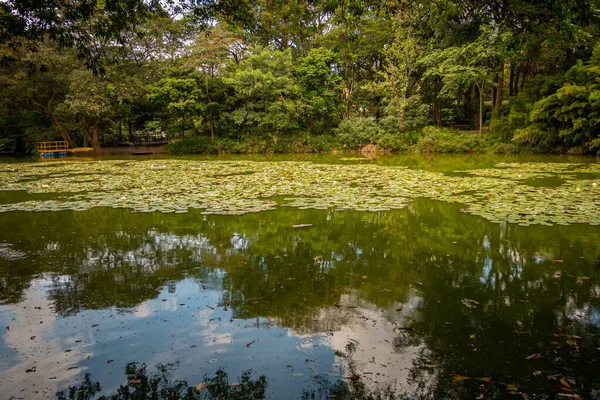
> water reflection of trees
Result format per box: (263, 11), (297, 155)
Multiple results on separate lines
(56, 364), (267, 400)
(1, 200), (600, 397)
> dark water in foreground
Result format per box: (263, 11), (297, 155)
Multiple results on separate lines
(0, 155), (599, 399)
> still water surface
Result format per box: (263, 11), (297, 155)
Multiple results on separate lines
(0, 154), (599, 399)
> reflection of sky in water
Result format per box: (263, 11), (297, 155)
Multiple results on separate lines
(0, 277), (341, 399)
(0, 274), (430, 400)
(1, 199), (600, 398)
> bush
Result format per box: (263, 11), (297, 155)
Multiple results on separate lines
(414, 127), (484, 154)
(376, 131), (420, 152)
(379, 96), (429, 134)
(333, 118), (381, 149)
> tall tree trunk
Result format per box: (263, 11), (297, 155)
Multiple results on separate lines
(79, 117), (92, 147)
(92, 120), (100, 149)
(493, 63), (505, 116)
(475, 80), (485, 135)
(128, 121), (134, 142)
(465, 84), (478, 129)
(509, 63), (515, 96)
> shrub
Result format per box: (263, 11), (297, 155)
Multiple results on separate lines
(414, 126), (484, 154)
(333, 118), (381, 149)
(376, 131), (420, 152)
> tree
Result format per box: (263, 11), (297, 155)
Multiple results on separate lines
(185, 26), (242, 141)
(146, 76), (206, 140)
(420, 25), (507, 133)
(223, 47), (299, 138)
(513, 40), (600, 153)
(294, 48), (343, 133)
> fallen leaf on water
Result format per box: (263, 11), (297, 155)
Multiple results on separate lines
(292, 373), (304, 377)
(566, 339), (577, 346)
(526, 353), (542, 360)
(552, 260), (564, 263)
(128, 379), (141, 385)
(470, 334), (476, 339)
(232, 383), (245, 387)
(556, 394), (582, 399)
(560, 378), (572, 389)
(479, 377), (493, 383)
(362, 276), (368, 279)
(195, 382), (208, 391)
(291, 224), (312, 228)
(452, 375), (472, 382)
(533, 371), (543, 376)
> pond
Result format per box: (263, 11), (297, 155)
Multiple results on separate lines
(0, 154), (599, 399)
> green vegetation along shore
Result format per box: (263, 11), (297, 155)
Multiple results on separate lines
(1, 1), (599, 156)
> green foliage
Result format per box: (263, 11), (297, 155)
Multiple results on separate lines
(1, 0), (600, 154)
(333, 119), (382, 150)
(514, 41), (600, 153)
(376, 132), (420, 152)
(294, 48), (343, 132)
(167, 134), (340, 155)
(415, 127), (485, 154)
(224, 47), (299, 136)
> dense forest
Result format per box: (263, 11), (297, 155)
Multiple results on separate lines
(0, 0), (599, 155)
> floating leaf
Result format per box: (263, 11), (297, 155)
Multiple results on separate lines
(196, 382), (208, 391)
(452, 375), (472, 382)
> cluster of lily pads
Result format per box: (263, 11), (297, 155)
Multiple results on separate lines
(0, 160), (598, 226)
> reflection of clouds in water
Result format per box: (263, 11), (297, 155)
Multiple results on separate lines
(562, 298), (600, 327)
(133, 302), (152, 318)
(0, 243), (27, 260)
(230, 232), (250, 251)
(192, 307), (233, 347)
(1, 277), (93, 400)
(287, 291), (428, 395)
